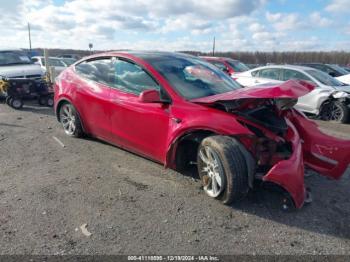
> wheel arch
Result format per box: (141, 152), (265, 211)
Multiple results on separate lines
(165, 129), (217, 170)
(166, 129), (256, 187)
(55, 98), (87, 133)
(55, 97), (73, 122)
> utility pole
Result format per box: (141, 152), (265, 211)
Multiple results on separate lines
(212, 36), (215, 56)
(89, 43), (93, 54)
(28, 23), (32, 54)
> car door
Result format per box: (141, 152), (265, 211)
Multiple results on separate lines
(258, 68), (282, 81)
(281, 69), (320, 114)
(108, 58), (170, 163)
(74, 58), (114, 140)
(238, 68), (282, 86)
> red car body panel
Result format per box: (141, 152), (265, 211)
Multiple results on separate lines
(263, 119), (306, 208)
(289, 110), (350, 179)
(54, 51), (350, 209)
(191, 80), (315, 103)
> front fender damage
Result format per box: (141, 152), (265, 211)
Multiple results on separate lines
(289, 110), (350, 180)
(262, 119), (306, 208)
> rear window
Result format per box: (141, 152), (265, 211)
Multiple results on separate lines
(226, 60), (249, 72)
(306, 69), (343, 86)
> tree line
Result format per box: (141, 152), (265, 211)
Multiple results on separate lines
(185, 51), (350, 65)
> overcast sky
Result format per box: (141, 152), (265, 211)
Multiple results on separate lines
(0, 0), (349, 52)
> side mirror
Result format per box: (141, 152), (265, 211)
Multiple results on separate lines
(139, 89), (162, 103)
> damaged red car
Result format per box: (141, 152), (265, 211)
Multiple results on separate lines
(54, 51), (350, 209)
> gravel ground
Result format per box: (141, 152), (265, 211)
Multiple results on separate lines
(0, 101), (350, 255)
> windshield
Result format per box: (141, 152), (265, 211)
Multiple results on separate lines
(61, 58), (75, 66)
(329, 64), (349, 75)
(142, 54), (242, 99)
(41, 58), (65, 67)
(226, 59), (249, 72)
(0, 51), (32, 66)
(306, 69), (344, 86)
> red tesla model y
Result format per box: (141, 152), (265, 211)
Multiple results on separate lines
(54, 51), (350, 209)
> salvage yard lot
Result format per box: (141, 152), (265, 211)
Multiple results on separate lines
(0, 101), (350, 255)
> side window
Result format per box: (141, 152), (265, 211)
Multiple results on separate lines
(251, 70), (259, 77)
(75, 58), (114, 86)
(113, 59), (159, 95)
(282, 69), (311, 81)
(259, 68), (281, 80)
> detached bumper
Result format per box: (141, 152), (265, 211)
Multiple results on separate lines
(263, 119), (306, 209)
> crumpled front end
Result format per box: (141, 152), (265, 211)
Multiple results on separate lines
(262, 119), (306, 208)
(288, 110), (350, 180)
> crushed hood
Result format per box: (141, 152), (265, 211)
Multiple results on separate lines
(191, 80), (315, 104)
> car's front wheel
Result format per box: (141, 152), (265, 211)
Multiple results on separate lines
(59, 102), (83, 137)
(197, 136), (249, 205)
(319, 101), (349, 123)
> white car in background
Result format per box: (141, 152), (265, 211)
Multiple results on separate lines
(336, 74), (350, 85)
(234, 65), (350, 123)
(31, 56), (67, 76)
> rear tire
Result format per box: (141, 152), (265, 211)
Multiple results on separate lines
(47, 97), (54, 107)
(197, 136), (249, 205)
(38, 96), (47, 106)
(59, 103), (83, 137)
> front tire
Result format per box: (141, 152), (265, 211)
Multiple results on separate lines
(197, 136), (249, 205)
(59, 103), (83, 137)
(10, 98), (23, 109)
(319, 101), (349, 123)
(5, 96), (12, 105)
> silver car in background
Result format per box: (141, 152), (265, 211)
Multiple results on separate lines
(234, 65), (350, 123)
(0, 49), (44, 80)
(31, 56), (67, 76)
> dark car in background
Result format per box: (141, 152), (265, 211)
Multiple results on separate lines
(299, 63), (349, 77)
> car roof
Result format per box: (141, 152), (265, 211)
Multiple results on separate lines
(32, 56), (63, 59)
(86, 50), (197, 61)
(0, 49), (24, 52)
(252, 64), (316, 71)
(200, 56), (238, 62)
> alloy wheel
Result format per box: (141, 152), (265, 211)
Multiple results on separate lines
(321, 102), (344, 122)
(60, 104), (76, 135)
(199, 146), (225, 197)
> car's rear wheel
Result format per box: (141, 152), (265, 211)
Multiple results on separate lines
(197, 136), (248, 205)
(319, 101), (349, 123)
(59, 103), (83, 137)
(47, 97), (54, 107)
